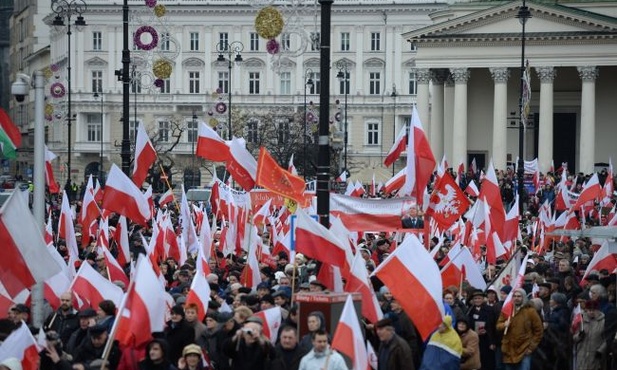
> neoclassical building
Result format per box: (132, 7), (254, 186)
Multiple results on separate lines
(405, 0), (617, 175)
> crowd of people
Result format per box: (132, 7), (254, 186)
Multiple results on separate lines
(0, 166), (616, 370)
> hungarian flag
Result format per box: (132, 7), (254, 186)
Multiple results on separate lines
(132, 122), (157, 187)
(0, 321), (41, 370)
(45, 146), (60, 193)
(401, 106), (435, 202)
(426, 173), (470, 230)
(103, 164), (152, 226)
(384, 125), (407, 167)
(196, 121), (230, 162)
(0, 190), (61, 297)
(0, 108), (22, 159)
(256, 147), (306, 204)
(331, 295), (370, 370)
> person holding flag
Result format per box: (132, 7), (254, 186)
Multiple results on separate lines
(572, 300), (605, 370)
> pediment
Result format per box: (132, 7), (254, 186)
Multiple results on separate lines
(404, 1), (617, 43)
(86, 57), (107, 67)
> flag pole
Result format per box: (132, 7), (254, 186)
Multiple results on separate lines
(484, 246), (523, 291)
(101, 275), (136, 364)
(159, 163), (180, 211)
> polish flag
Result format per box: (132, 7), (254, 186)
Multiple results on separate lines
(99, 245), (129, 288)
(44, 146), (60, 194)
(371, 234), (444, 340)
(132, 122), (157, 187)
(288, 153), (298, 175)
(226, 138), (257, 191)
(196, 215), (213, 276)
(80, 176), (101, 247)
(484, 199), (507, 264)
(253, 198), (272, 226)
(440, 244), (487, 290)
(180, 186), (199, 255)
(401, 106), (436, 202)
(383, 168), (405, 194)
(254, 306), (283, 344)
(114, 256), (168, 348)
(571, 303), (583, 333)
(44, 211), (54, 247)
(549, 160), (555, 174)
(336, 170), (348, 183)
(331, 294), (370, 370)
(59, 193), (80, 261)
(240, 242), (262, 290)
(114, 216), (131, 267)
(571, 173), (602, 211)
(0, 321), (41, 370)
(0, 191), (61, 297)
(580, 240), (617, 285)
(158, 188), (175, 207)
(70, 261), (124, 309)
(196, 121), (230, 162)
(465, 180), (479, 197)
(103, 164), (152, 226)
(470, 158), (477, 176)
(479, 161), (506, 237)
(384, 125), (407, 167)
(185, 270), (211, 322)
(600, 159), (613, 206)
(345, 252), (383, 323)
(501, 253), (530, 318)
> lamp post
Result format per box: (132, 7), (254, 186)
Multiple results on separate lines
(391, 84), (397, 176)
(52, 0), (87, 190)
(516, 0), (531, 214)
(336, 61), (349, 172)
(303, 69), (314, 177)
(216, 41), (244, 140)
(93, 90), (104, 182)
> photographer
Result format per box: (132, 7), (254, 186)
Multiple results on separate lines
(40, 330), (73, 370)
(223, 316), (276, 370)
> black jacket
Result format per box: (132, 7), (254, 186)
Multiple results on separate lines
(164, 319), (196, 365)
(269, 343), (308, 370)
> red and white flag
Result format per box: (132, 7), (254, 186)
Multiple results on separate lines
(44, 145), (60, 194)
(580, 240), (617, 285)
(571, 173), (602, 211)
(79, 176), (101, 247)
(479, 161), (506, 238)
(196, 121), (231, 162)
(180, 186), (199, 255)
(401, 106), (436, 202)
(240, 242), (262, 290)
(103, 164), (152, 226)
(336, 170), (348, 183)
(226, 138), (257, 191)
(331, 294), (370, 370)
(426, 173), (470, 230)
(253, 198), (272, 226)
(99, 245), (129, 288)
(114, 216), (131, 267)
(158, 188), (175, 207)
(371, 234), (444, 340)
(288, 153), (298, 175)
(571, 303), (583, 333)
(440, 243), (487, 290)
(345, 252), (383, 324)
(465, 180), (479, 197)
(70, 261), (124, 309)
(384, 125), (407, 167)
(383, 168), (405, 194)
(254, 306), (283, 344)
(0, 321), (41, 370)
(0, 191), (61, 297)
(132, 122), (157, 187)
(501, 253), (530, 318)
(185, 270), (211, 322)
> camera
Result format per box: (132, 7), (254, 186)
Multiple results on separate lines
(242, 328), (254, 336)
(11, 73), (31, 103)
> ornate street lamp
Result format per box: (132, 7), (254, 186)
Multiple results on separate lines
(216, 41), (244, 140)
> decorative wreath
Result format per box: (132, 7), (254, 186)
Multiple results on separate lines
(209, 118), (219, 127)
(152, 59), (172, 79)
(306, 112), (315, 122)
(145, 0), (157, 8)
(335, 112), (342, 122)
(45, 104), (54, 116)
(207, 110), (214, 116)
(50, 82), (66, 98)
(154, 79), (164, 88)
(154, 4), (166, 17)
(50, 64), (60, 73)
(255, 6), (284, 39)
(266, 39), (280, 55)
(134, 26), (159, 51)
(215, 102), (227, 114)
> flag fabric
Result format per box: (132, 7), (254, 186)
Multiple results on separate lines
(295, 208), (349, 272)
(371, 234), (444, 340)
(60, 190), (81, 258)
(580, 241), (617, 285)
(0, 190), (61, 297)
(465, 180), (479, 197)
(401, 106), (436, 202)
(288, 153), (298, 175)
(99, 245), (129, 288)
(383, 168), (405, 194)
(0, 108), (22, 159)
(0, 321), (41, 370)
(114, 216), (131, 267)
(440, 244), (487, 290)
(196, 121), (230, 162)
(44, 146), (60, 193)
(132, 122), (157, 187)
(501, 253), (530, 318)
(426, 173), (470, 230)
(254, 306), (283, 344)
(180, 186), (200, 255)
(158, 188), (175, 207)
(331, 294), (370, 370)
(70, 261), (124, 309)
(336, 170), (348, 183)
(256, 147), (306, 204)
(253, 198), (272, 226)
(79, 176), (101, 247)
(571, 303), (583, 333)
(345, 252), (383, 324)
(226, 138), (257, 191)
(103, 164), (152, 226)
(571, 173), (602, 211)
(479, 161), (506, 237)
(384, 125), (407, 167)
(185, 271), (211, 322)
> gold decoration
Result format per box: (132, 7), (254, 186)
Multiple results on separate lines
(284, 198), (298, 213)
(152, 59), (172, 79)
(154, 4), (166, 17)
(45, 104), (54, 116)
(255, 6), (284, 40)
(43, 67), (53, 79)
(209, 118), (219, 127)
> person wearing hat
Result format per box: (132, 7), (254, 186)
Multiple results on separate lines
(543, 292), (572, 369)
(537, 281), (552, 319)
(65, 308), (98, 357)
(164, 304), (197, 365)
(138, 338), (176, 370)
(466, 289), (496, 370)
(455, 316), (481, 370)
(223, 316), (276, 370)
(574, 300), (605, 370)
(256, 281), (272, 299)
(308, 280), (327, 293)
(178, 344), (205, 370)
(419, 316), (462, 370)
(43, 291), (79, 346)
(374, 317), (414, 370)
(74, 324), (121, 370)
(259, 294), (276, 311)
(210, 311), (240, 370)
(388, 297), (422, 368)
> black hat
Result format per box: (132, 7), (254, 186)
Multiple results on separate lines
(256, 281), (271, 291)
(208, 300), (221, 310)
(260, 294), (275, 306)
(216, 311), (234, 324)
(374, 317), (394, 329)
(587, 273), (600, 282)
(470, 289), (485, 299)
(272, 289), (291, 299)
(310, 280), (327, 290)
(89, 324), (107, 336)
(171, 303), (185, 317)
(238, 287), (253, 295)
(78, 308), (98, 318)
(178, 270), (190, 277)
(11, 304), (30, 314)
(245, 316), (263, 325)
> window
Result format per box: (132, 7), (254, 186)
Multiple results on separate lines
(190, 32), (199, 51)
(310, 32), (320, 51)
(338, 71), (350, 95)
(249, 72), (260, 94)
(187, 119), (198, 143)
(91, 71), (103, 93)
(189, 72), (200, 94)
(280, 72), (291, 95)
(367, 122), (379, 145)
(370, 32), (381, 51)
(219, 32), (228, 48)
(341, 32), (350, 51)
(246, 118), (259, 143)
(308, 71), (321, 94)
(129, 120), (138, 143)
(131, 72), (142, 93)
(160, 32), (170, 51)
(92, 31), (102, 51)
(402, 116), (411, 133)
(410, 43), (417, 51)
(281, 33), (291, 51)
(159, 79), (170, 94)
(408, 71), (417, 95)
(369, 72), (381, 95)
(250, 32), (259, 51)
(218, 71), (229, 94)
(86, 114), (102, 142)
(277, 118), (290, 145)
(158, 121), (170, 142)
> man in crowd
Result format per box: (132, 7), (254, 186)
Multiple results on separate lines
(298, 329), (347, 370)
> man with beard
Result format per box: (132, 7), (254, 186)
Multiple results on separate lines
(467, 289), (496, 370)
(43, 292), (79, 345)
(271, 325), (308, 370)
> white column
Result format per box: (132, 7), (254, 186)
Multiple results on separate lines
(450, 68), (470, 167)
(489, 67), (510, 170)
(444, 76), (454, 163)
(415, 68), (432, 135)
(577, 66), (598, 174)
(430, 70), (447, 159)
(535, 66), (556, 173)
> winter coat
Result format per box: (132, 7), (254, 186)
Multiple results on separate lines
(377, 333), (415, 370)
(270, 343), (309, 370)
(573, 310), (606, 370)
(298, 347), (348, 370)
(496, 303), (544, 364)
(459, 329), (481, 370)
(164, 320), (197, 365)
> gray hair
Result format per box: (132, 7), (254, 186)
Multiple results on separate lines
(590, 284), (608, 299)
